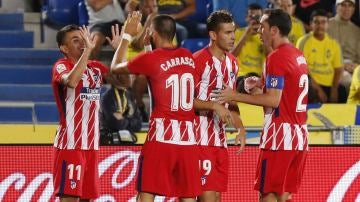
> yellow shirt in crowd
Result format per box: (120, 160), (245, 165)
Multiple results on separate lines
(347, 65), (360, 104)
(234, 28), (265, 77)
(288, 16), (305, 45)
(296, 33), (343, 87)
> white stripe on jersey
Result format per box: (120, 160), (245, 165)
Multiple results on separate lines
(212, 57), (223, 89)
(283, 123), (292, 150)
(225, 57), (232, 87)
(198, 62), (212, 100)
(94, 102), (100, 150)
(66, 88), (76, 149)
(155, 118), (165, 141)
(171, 119), (181, 142)
(295, 124), (304, 150)
(261, 113), (272, 148)
(186, 121), (195, 143)
(199, 116), (209, 145)
(81, 78), (91, 149)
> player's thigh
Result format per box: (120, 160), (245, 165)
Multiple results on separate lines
(53, 149), (86, 197)
(254, 149), (298, 195)
(199, 146), (228, 192)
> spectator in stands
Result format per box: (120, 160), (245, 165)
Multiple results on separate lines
(293, 0), (335, 32)
(157, 0), (206, 44)
(274, 0), (305, 45)
(85, 0), (126, 58)
(212, 0), (268, 28)
(297, 9), (347, 103)
(328, 0), (360, 92)
(232, 3), (265, 85)
(347, 65), (360, 103)
(99, 73), (142, 144)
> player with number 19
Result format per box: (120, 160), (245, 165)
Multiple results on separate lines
(213, 9), (309, 202)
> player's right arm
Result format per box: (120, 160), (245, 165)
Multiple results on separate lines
(61, 26), (94, 88)
(111, 11), (142, 75)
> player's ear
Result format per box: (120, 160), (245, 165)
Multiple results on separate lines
(209, 31), (217, 41)
(59, 45), (68, 54)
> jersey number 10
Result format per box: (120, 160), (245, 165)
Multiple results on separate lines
(166, 73), (194, 111)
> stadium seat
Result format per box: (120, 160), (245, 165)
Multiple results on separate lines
(78, 0), (89, 26)
(181, 38), (210, 53)
(188, 0), (212, 23)
(0, 13), (24, 30)
(0, 48), (61, 65)
(42, 0), (83, 27)
(0, 65), (52, 84)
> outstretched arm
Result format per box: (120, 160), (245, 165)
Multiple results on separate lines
(214, 84), (282, 108)
(111, 11), (142, 75)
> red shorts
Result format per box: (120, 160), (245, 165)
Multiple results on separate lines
(136, 141), (202, 197)
(199, 146), (228, 192)
(53, 148), (100, 199)
(254, 149), (307, 195)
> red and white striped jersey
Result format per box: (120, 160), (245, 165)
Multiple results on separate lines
(128, 47), (197, 145)
(193, 48), (238, 147)
(260, 43), (309, 151)
(52, 58), (108, 150)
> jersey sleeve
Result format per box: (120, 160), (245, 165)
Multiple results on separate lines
(52, 60), (71, 84)
(265, 54), (285, 90)
(127, 52), (153, 76)
(193, 52), (206, 96)
(332, 40), (343, 69)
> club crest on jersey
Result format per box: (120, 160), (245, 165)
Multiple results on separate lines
(56, 64), (66, 74)
(266, 75), (284, 89)
(70, 180), (77, 189)
(230, 72), (235, 78)
(93, 75), (99, 82)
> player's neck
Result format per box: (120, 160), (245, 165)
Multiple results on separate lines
(272, 37), (290, 49)
(208, 43), (226, 61)
(157, 40), (176, 49)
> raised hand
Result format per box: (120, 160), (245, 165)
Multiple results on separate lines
(106, 24), (122, 50)
(124, 11), (142, 37)
(79, 25), (95, 50)
(143, 28), (151, 46)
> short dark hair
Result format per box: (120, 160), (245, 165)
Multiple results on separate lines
(152, 14), (176, 41)
(207, 10), (234, 32)
(264, 9), (291, 36)
(310, 9), (328, 21)
(248, 3), (263, 11)
(56, 24), (79, 47)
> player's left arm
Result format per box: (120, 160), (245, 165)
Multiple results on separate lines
(228, 102), (246, 154)
(111, 11), (142, 75)
(215, 83), (282, 108)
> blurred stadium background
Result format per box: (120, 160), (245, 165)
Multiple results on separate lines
(0, 0), (359, 201)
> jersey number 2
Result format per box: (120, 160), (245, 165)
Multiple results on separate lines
(166, 73), (194, 111)
(296, 74), (308, 112)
